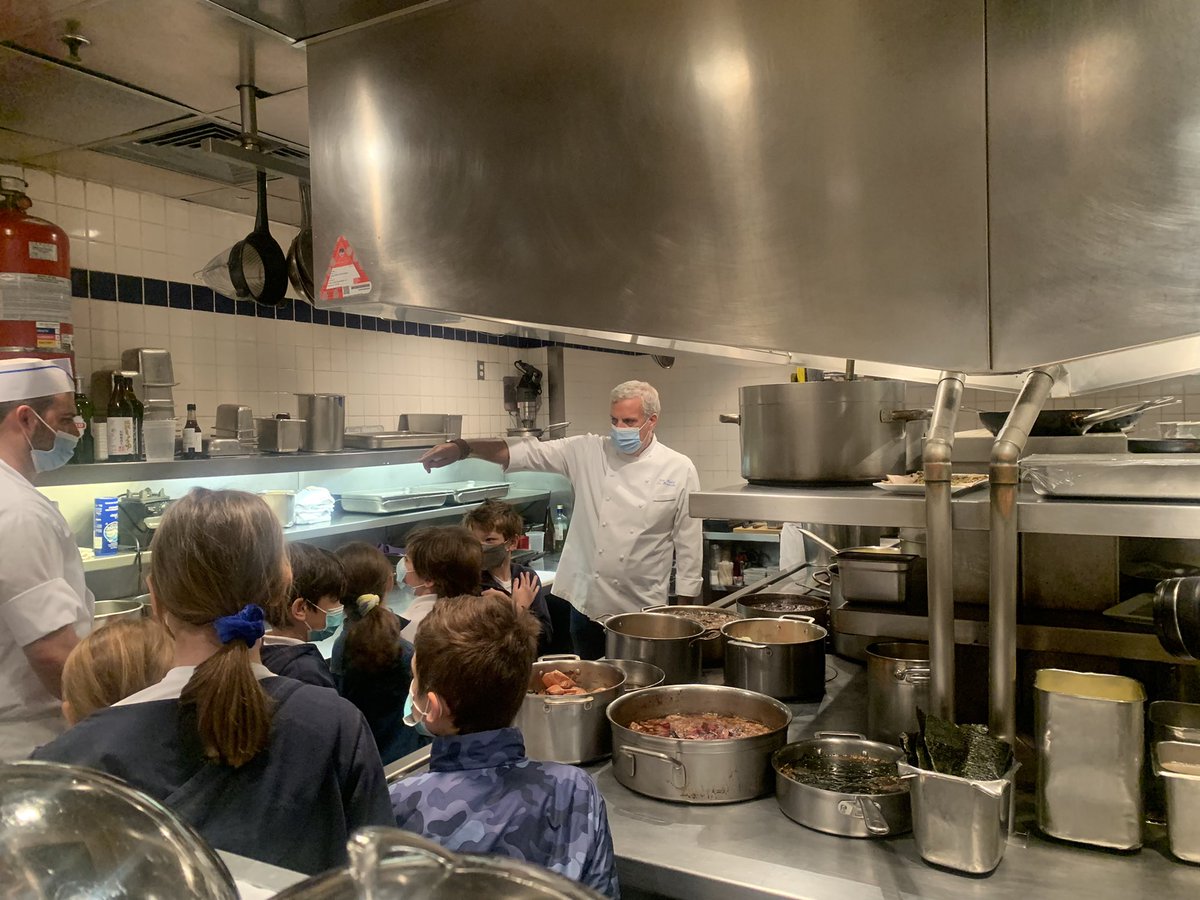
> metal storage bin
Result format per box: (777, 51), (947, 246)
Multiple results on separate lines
(1035, 669), (1145, 850)
(835, 548), (917, 603)
(898, 761), (1019, 874)
(1156, 741), (1200, 863)
(339, 489), (452, 515)
(1151, 701), (1200, 744)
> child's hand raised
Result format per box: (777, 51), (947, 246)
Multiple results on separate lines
(484, 571), (541, 614)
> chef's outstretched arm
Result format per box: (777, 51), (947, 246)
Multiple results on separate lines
(23, 624), (79, 699)
(420, 439), (511, 472)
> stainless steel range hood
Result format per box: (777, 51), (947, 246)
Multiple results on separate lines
(307, 0), (1200, 388)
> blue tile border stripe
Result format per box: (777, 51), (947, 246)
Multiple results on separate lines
(69, 267), (640, 355)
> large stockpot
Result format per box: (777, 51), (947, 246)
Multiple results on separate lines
(735, 593), (829, 630)
(642, 604), (741, 667)
(597, 658), (666, 693)
(719, 380), (916, 483)
(516, 656), (625, 765)
(295, 392), (345, 452)
(772, 733), (911, 838)
(601, 612), (712, 685)
(606, 684), (792, 804)
(722, 616), (828, 703)
(866, 642), (930, 745)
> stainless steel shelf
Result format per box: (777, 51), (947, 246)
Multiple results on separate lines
(39, 447), (434, 486)
(690, 483), (1200, 539)
(702, 530), (781, 544)
(833, 604), (1190, 665)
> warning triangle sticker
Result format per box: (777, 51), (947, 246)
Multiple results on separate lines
(319, 235), (373, 301)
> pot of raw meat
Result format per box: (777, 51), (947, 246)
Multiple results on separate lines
(601, 612), (714, 685)
(642, 604), (742, 667)
(722, 616), (827, 702)
(606, 684), (792, 803)
(772, 732), (911, 838)
(515, 656), (626, 765)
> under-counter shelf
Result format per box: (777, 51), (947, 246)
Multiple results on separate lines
(690, 483), (1200, 539)
(702, 530), (781, 544)
(80, 489), (550, 572)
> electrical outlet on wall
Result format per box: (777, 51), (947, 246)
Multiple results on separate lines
(477, 360), (486, 380)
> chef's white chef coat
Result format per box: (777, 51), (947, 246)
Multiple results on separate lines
(507, 434), (703, 617)
(0, 459), (94, 757)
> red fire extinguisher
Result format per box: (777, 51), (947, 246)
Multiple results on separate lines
(0, 175), (73, 363)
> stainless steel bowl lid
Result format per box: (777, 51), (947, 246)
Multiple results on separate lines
(0, 761), (238, 899)
(274, 828), (605, 899)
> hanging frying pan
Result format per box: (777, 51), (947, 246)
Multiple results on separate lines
(977, 397), (1177, 437)
(286, 180), (315, 303)
(228, 170), (289, 307)
(1128, 438), (1200, 453)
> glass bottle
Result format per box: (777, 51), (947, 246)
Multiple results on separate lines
(182, 403), (203, 458)
(125, 376), (145, 460)
(70, 376), (94, 464)
(106, 375), (135, 462)
(553, 504), (570, 552)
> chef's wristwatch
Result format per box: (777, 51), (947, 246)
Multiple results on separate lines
(451, 438), (472, 459)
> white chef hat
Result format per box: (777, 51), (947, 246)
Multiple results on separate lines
(0, 358), (74, 403)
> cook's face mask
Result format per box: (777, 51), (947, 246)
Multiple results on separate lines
(611, 419), (648, 454)
(25, 410), (82, 473)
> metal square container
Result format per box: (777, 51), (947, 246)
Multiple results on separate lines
(339, 488), (452, 515)
(898, 761), (1019, 874)
(835, 548), (917, 603)
(255, 417), (306, 454)
(1151, 701), (1200, 744)
(121, 347), (174, 384)
(1035, 669), (1145, 849)
(398, 413), (462, 439)
(216, 404), (254, 434)
(1155, 741), (1200, 863)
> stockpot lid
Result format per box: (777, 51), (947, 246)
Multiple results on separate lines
(274, 828), (605, 899)
(0, 761), (238, 899)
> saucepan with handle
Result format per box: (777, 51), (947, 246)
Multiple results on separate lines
(977, 397), (1177, 437)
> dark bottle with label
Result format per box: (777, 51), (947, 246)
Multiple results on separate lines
(106, 376), (136, 461)
(182, 403), (203, 458)
(70, 376), (94, 464)
(125, 377), (145, 460)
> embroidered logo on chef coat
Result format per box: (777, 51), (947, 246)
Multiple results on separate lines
(658, 478), (677, 487)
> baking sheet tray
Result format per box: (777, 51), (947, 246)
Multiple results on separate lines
(339, 488), (452, 514)
(444, 481), (511, 504)
(1021, 454), (1200, 501)
(342, 431), (449, 449)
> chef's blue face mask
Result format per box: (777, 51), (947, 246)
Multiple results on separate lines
(25, 411), (81, 473)
(306, 601), (344, 642)
(403, 685), (433, 737)
(610, 420), (646, 454)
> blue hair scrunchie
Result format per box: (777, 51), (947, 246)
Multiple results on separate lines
(214, 604), (266, 647)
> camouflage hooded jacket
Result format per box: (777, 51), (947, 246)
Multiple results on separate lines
(389, 726), (619, 897)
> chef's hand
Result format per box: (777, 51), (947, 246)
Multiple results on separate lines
(420, 442), (462, 472)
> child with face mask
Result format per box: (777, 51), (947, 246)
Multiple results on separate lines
(392, 594), (619, 898)
(463, 500), (554, 656)
(395, 526), (487, 643)
(332, 541), (426, 764)
(259, 543), (345, 689)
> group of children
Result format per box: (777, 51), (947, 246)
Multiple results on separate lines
(31, 489), (618, 897)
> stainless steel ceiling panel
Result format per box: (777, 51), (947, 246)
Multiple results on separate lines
(5, 0), (306, 113)
(0, 45), (191, 144)
(204, 0), (430, 41)
(989, 0), (1200, 370)
(308, 0), (990, 370)
(0, 127), (72, 162)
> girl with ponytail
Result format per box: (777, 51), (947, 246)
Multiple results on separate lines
(33, 488), (392, 873)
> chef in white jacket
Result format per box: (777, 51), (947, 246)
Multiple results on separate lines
(421, 380), (703, 658)
(0, 358), (94, 758)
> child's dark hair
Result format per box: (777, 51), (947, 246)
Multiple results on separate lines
(414, 594), (539, 733)
(404, 526), (482, 597)
(267, 543), (346, 629)
(462, 499), (525, 541)
(336, 542), (402, 673)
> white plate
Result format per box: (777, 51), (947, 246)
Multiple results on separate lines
(873, 478), (988, 496)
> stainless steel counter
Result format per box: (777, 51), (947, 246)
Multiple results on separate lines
(591, 657), (1200, 900)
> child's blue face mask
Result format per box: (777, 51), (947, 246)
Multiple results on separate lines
(403, 686), (432, 737)
(306, 603), (344, 642)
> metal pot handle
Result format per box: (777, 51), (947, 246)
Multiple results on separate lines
(727, 638), (771, 651)
(348, 826), (456, 893)
(620, 745), (687, 789)
(893, 663), (931, 684)
(542, 696), (595, 710)
(592, 614), (615, 625)
(537, 654), (582, 663)
(780, 614), (816, 624)
(1076, 396), (1177, 429)
(815, 731), (867, 740)
(718, 413), (741, 425)
(879, 408), (933, 424)
(856, 797), (892, 836)
(693, 628), (723, 644)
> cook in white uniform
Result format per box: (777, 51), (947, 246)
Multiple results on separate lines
(421, 380), (702, 658)
(0, 358), (94, 758)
